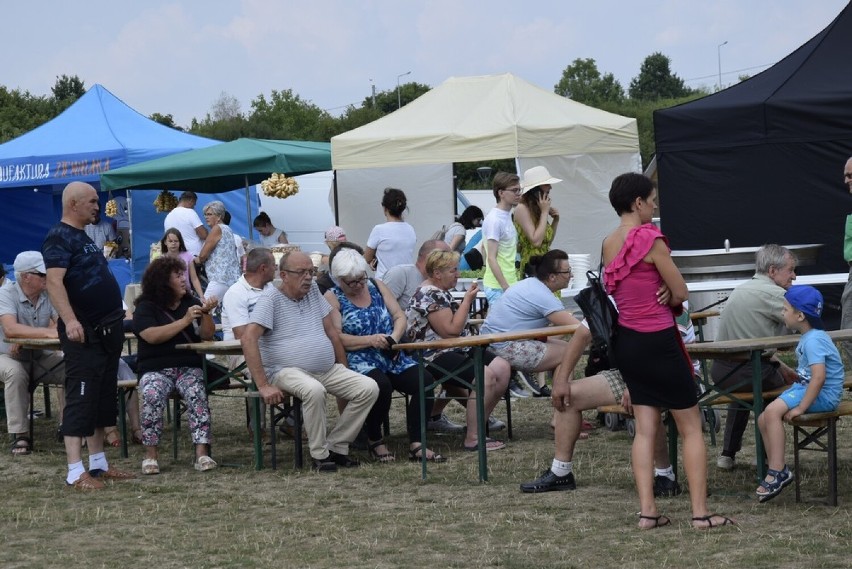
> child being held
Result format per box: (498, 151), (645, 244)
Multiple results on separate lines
(756, 285), (845, 503)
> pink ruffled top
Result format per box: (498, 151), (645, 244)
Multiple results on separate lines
(604, 224), (676, 333)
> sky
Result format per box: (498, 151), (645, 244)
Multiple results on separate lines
(2, 0), (849, 129)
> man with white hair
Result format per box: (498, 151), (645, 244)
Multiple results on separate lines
(0, 251), (65, 456)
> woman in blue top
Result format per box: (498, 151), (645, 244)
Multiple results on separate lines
(324, 248), (444, 463)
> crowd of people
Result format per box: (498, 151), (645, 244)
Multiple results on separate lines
(4, 160), (850, 532)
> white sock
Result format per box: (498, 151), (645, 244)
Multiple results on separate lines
(655, 466), (675, 480)
(67, 461), (85, 485)
(551, 459), (572, 477)
(89, 451), (109, 472)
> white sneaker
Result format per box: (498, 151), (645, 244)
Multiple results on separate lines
(716, 455), (734, 470)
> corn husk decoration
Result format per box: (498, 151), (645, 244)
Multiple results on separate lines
(105, 199), (118, 217)
(154, 190), (178, 213)
(261, 173), (299, 199)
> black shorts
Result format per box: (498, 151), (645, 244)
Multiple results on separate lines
(59, 319), (124, 437)
(427, 349), (498, 391)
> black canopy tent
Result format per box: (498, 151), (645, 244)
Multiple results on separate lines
(654, 2), (852, 284)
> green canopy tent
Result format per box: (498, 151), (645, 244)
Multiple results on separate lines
(100, 137), (332, 279)
(100, 138), (331, 193)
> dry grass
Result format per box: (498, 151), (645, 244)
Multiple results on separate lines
(2, 388), (852, 569)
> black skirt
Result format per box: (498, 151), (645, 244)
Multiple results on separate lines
(613, 324), (697, 409)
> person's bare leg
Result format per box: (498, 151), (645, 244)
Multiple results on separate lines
(554, 375), (614, 461)
(653, 421), (671, 468)
(756, 400), (789, 492)
(464, 360), (510, 446)
(632, 405), (661, 528)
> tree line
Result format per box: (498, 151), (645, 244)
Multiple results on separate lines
(1, 53), (711, 186)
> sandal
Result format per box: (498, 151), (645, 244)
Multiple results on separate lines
(131, 429), (144, 445)
(463, 437), (506, 452)
(638, 514), (671, 529)
(142, 458), (160, 475)
(368, 440), (395, 463)
(10, 435), (32, 456)
(756, 465), (794, 503)
(104, 427), (121, 448)
(692, 513), (736, 529)
(408, 444), (446, 463)
(194, 455), (218, 472)
(68, 471), (105, 491)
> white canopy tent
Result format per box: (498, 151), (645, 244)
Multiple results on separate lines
(331, 73), (641, 262)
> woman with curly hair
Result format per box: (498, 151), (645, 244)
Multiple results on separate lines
(133, 256), (219, 475)
(364, 187), (416, 279)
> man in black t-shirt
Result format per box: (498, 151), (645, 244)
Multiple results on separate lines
(43, 182), (135, 490)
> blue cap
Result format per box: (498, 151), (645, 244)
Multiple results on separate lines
(785, 285), (824, 329)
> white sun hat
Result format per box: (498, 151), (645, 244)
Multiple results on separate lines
(521, 166), (563, 193)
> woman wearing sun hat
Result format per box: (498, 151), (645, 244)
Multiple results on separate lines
(514, 166), (562, 280)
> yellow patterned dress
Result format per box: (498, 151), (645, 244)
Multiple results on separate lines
(515, 220), (560, 297)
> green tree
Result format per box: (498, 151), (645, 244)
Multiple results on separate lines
(149, 112), (183, 131)
(371, 82), (431, 114)
(628, 52), (695, 101)
(554, 58), (624, 105)
(51, 74), (85, 103)
(247, 89), (336, 140)
(0, 87), (55, 143)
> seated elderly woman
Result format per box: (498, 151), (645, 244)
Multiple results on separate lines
(324, 248), (444, 462)
(133, 256), (220, 475)
(406, 250), (511, 452)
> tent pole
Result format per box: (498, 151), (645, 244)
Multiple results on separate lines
(127, 189), (134, 282)
(245, 175), (254, 241)
(332, 170), (340, 224)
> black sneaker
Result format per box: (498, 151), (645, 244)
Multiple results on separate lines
(516, 371), (542, 396)
(653, 475), (682, 497)
(311, 458), (338, 473)
(535, 384), (552, 398)
(520, 469), (576, 493)
(328, 450), (360, 468)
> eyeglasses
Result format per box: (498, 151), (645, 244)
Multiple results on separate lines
(501, 187), (522, 195)
(553, 270), (572, 276)
(283, 267), (317, 278)
(342, 276), (367, 287)
(28, 272), (46, 278)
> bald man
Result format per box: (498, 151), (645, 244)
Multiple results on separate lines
(43, 182), (135, 490)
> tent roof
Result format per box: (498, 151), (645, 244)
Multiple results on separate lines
(655, 3), (852, 151)
(0, 84), (218, 189)
(331, 73), (638, 169)
(100, 138), (331, 193)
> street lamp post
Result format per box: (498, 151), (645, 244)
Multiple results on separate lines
(397, 71), (411, 109)
(717, 41), (728, 91)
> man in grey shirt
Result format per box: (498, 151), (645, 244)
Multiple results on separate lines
(241, 251), (378, 472)
(381, 239), (449, 310)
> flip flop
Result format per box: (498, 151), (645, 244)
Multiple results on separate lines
(463, 437), (506, 452)
(638, 514), (671, 529)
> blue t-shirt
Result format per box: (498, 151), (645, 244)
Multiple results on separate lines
(480, 277), (565, 349)
(42, 221), (122, 327)
(795, 328), (845, 407)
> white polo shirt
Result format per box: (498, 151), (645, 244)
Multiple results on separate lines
(221, 275), (274, 341)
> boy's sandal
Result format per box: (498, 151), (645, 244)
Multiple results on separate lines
(408, 444), (446, 463)
(756, 466), (794, 503)
(142, 458), (160, 475)
(68, 472), (105, 491)
(638, 514), (671, 529)
(368, 440), (396, 463)
(692, 514), (736, 529)
(10, 435), (32, 456)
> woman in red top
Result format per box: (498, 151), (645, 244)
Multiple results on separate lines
(602, 173), (734, 530)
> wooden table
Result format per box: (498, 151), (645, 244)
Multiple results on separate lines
(685, 328), (852, 481)
(395, 324), (578, 482)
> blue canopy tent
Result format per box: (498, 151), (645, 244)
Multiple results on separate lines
(0, 84), (257, 281)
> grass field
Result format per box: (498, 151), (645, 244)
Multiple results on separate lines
(2, 386), (852, 569)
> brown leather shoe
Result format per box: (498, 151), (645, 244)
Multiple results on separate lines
(90, 467), (137, 480)
(69, 472), (105, 490)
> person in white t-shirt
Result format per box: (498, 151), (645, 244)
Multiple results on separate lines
(364, 187), (417, 279)
(164, 191), (208, 256)
(482, 172), (522, 306)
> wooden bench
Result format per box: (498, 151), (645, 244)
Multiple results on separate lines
(703, 376), (852, 407)
(787, 400), (852, 506)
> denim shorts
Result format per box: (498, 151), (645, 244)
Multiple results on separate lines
(778, 383), (840, 413)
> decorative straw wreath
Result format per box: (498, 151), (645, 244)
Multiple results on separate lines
(261, 173), (299, 199)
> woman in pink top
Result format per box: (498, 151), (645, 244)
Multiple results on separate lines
(602, 173), (734, 531)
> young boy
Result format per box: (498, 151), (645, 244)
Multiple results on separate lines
(755, 285), (845, 502)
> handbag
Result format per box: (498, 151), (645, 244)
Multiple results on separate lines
(573, 251), (618, 376)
